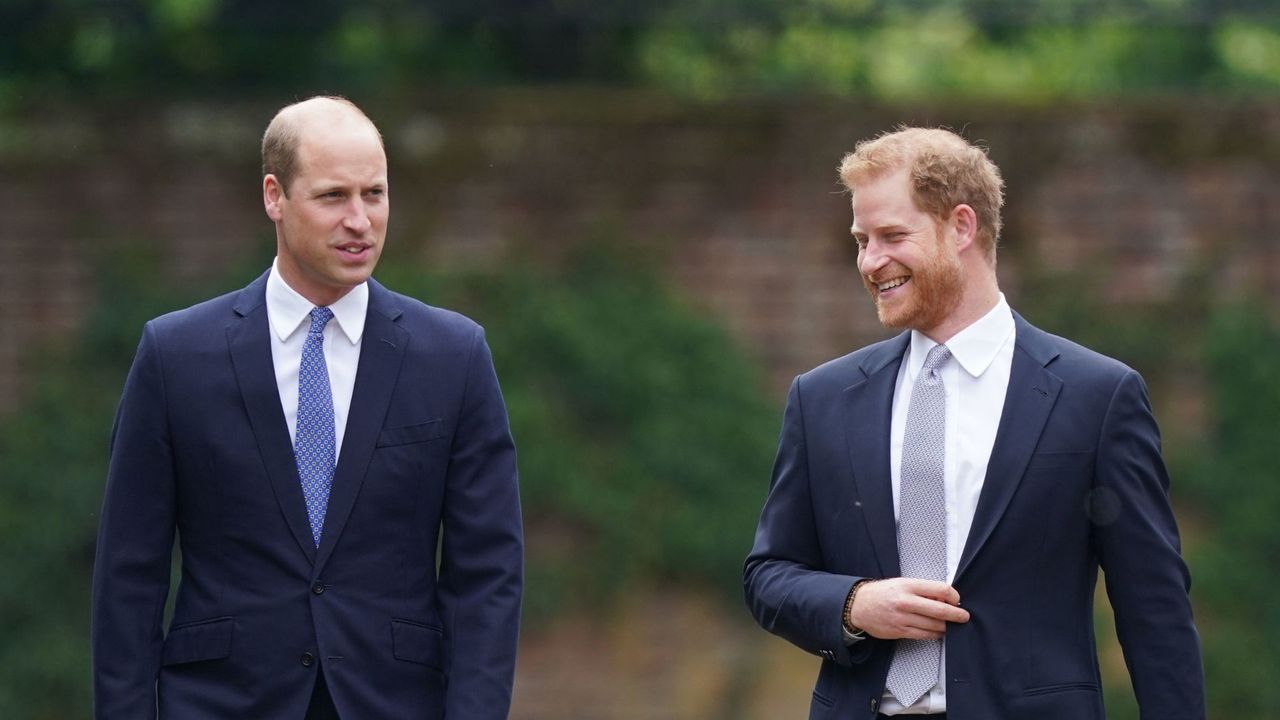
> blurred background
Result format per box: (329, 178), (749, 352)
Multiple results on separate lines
(1, 0), (1278, 717)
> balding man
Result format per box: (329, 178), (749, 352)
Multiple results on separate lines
(92, 96), (523, 719)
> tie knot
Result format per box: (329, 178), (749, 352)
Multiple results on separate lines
(922, 344), (951, 373)
(308, 307), (335, 335)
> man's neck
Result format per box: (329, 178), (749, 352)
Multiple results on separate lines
(920, 276), (1000, 345)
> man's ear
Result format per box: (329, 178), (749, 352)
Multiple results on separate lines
(951, 203), (978, 254)
(263, 174), (285, 222)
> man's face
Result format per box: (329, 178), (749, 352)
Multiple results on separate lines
(265, 121), (388, 307)
(850, 169), (963, 335)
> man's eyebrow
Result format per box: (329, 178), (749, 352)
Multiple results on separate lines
(857, 221), (911, 234)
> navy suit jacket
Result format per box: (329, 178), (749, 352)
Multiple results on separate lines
(92, 273), (523, 719)
(744, 313), (1204, 720)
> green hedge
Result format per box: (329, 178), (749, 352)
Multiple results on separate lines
(5, 1), (1280, 104)
(379, 251), (779, 617)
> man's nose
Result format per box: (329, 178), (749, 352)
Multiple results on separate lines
(343, 200), (372, 233)
(858, 241), (889, 276)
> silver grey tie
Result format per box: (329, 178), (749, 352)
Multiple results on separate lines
(886, 343), (951, 708)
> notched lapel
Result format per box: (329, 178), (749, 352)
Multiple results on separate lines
(955, 324), (1063, 582)
(313, 298), (408, 573)
(842, 335), (910, 578)
(226, 288), (317, 564)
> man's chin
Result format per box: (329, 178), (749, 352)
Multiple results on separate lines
(875, 301), (912, 329)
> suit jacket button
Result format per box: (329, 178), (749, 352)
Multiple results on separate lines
(312, 582), (326, 595)
(870, 696), (879, 711)
(301, 651), (315, 667)
(820, 649), (835, 660)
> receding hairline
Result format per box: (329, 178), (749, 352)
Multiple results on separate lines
(261, 96), (384, 193)
(270, 96), (380, 139)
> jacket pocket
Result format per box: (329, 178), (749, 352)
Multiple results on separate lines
(162, 617), (234, 666)
(391, 618), (445, 670)
(1013, 681), (1104, 720)
(377, 420), (446, 448)
(1023, 680), (1099, 696)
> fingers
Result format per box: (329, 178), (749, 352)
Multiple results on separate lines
(900, 595), (969, 625)
(898, 625), (945, 640)
(849, 578), (972, 640)
(900, 616), (948, 639)
(893, 608), (951, 640)
(904, 578), (962, 605)
(900, 580), (971, 623)
(920, 597), (971, 624)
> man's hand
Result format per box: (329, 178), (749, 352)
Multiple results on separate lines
(847, 578), (970, 640)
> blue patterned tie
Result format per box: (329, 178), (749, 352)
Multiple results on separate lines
(886, 343), (951, 707)
(295, 307), (336, 547)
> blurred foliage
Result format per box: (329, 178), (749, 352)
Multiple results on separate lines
(1175, 304), (1280, 717)
(1014, 267), (1205, 380)
(0, 244), (188, 717)
(379, 250), (779, 619)
(0, 0), (667, 103)
(638, 0), (1280, 100)
(4, 0), (1280, 105)
(0, 245), (779, 716)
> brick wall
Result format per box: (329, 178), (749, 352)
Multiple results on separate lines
(4, 93), (1275, 419)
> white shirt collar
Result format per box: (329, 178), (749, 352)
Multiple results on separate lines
(266, 258), (368, 345)
(906, 293), (1015, 381)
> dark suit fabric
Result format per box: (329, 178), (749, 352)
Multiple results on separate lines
(92, 273), (523, 719)
(744, 314), (1203, 720)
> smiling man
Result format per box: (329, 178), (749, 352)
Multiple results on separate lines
(92, 97), (523, 719)
(744, 127), (1204, 719)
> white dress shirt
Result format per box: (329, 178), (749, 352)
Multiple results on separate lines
(266, 259), (367, 460)
(880, 293), (1016, 715)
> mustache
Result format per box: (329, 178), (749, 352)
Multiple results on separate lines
(864, 264), (910, 286)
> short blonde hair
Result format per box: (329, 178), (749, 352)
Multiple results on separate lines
(839, 127), (1005, 261)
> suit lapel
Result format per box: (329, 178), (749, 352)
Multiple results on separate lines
(955, 314), (1062, 581)
(227, 273), (317, 563)
(313, 281), (407, 573)
(842, 333), (910, 578)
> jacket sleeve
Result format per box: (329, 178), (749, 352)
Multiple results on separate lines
(1094, 369), (1205, 719)
(91, 322), (177, 719)
(744, 377), (876, 667)
(438, 328), (523, 719)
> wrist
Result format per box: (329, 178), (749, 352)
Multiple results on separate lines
(842, 579), (872, 643)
